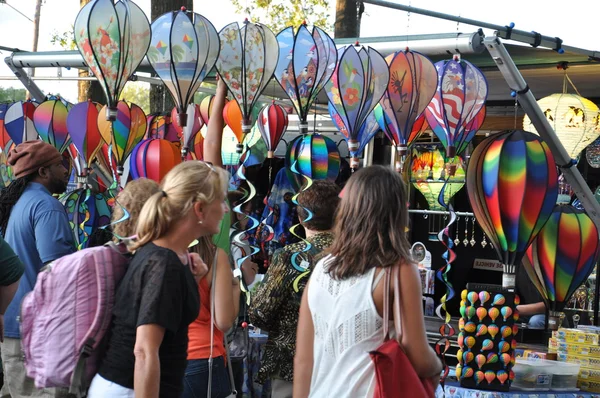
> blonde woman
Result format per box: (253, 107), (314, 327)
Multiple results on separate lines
(294, 166), (442, 397)
(88, 161), (230, 398)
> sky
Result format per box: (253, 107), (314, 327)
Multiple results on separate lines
(0, 0), (598, 102)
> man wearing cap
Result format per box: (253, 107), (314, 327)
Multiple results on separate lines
(0, 140), (74, 397)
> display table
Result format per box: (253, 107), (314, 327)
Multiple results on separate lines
(436, 382), (600, 397)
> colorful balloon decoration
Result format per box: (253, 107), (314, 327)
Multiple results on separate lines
(129, 139), (181, 183)
(586, 136), (600, 168)
(171, 104), (204, 154)
(523, 93), (600, 159)
(33, 99), (71, 154)
(145, 113), (180, 143)
(325, 44), (389, 169)
(522, 205), (599, 328)
(256, 103), (288, 158)
(4, 100), (38, 145)
(148, 8), (218, 127)
(74, 0), (150, 120)
(0, 146), (15, 188)
(425, 57), (488, 158)
(467, 130), (558, 288)
(275, 24), (336, 135)
(98, 101), (147, 174)
(199, 94), (221, 127)
(410, 146), (465, 210)
(0, 104), (13, 153)
(67, 101), (105, 173)
(60, 188), (112, 250)
(377, 50), (437, 157)
(285, 134), (340, 192)
(330, 103), (380, 169)
(216, 20), (278, 149)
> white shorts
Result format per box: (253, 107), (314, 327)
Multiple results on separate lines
(87, 374), (134, 398)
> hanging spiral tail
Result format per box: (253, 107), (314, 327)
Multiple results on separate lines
(288, 159), (315, 293)
(257, 194), (275, 265)
(100, 144), (130, 239)
(232, 144), (260, 305)
(434, 179), (457, 391)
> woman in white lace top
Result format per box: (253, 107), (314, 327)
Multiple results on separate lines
(293, 165), (442, 397)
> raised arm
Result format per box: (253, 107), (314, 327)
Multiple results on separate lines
(203, 77), (228, 168)
(211, 247), (238, 332)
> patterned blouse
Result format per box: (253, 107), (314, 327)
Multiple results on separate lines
(248, 232), (334, 383)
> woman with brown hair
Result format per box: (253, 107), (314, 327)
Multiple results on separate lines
(294, 165), (442, 397)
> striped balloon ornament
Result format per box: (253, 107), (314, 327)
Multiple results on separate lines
(285, 134), (340, 192)
(257, 103), (288, 158)
(130, 139), (181, 183)
(467, 130), (558, 269)
(523, 205), (600, 312)
(33, 99), (71, 154)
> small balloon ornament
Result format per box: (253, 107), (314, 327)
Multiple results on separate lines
(467, 130), (558, 289)
(486, 353), (498, 364)
(74, 0), (150, 120)
(285, 134), (341, 192)
(474, 371), (484, 385)
(410, 146), (465, 210)
(484, 371), (496, 384)
(522, 205), (600, 329)
(34, 99), (71, 154)
(476, 324), (488, 337)
(464, 322), (476, 333)
(325, 43), (389, 168)
(148, 8), (219, 127)
(487, 324), (499, 339)
(4, 100), (38, 145)
(146, 113), (180, 143)
(492, 294), (506, 307)
(377, 50), (437, 157)
(216, 19), (278, 144)
(60, 188), (112, 250)
(425, 57), (487, 158)
(257, 103), (288, 158)
(275, 23), (337, 134)
(524, 93), (600, 159)
(171, 104), (204, 155)
(98, 101), (147, 174)
(330, 103), (380, 169)
(67, 101), (105, 173)
(497, 370), (509, 385)
(130, 139), (182, 183)
(475, 354), (486, 370)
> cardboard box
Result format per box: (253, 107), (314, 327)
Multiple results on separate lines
(557, 352), (600, 369)
(557, 341), (600, 358)
(556, 328), (600, 345)
(578, 380), (600, 393)
(579, 367), (600, 383)
(548, 337), (558, 353)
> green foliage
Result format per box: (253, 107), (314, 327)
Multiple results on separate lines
(230, 0), (332, 33)
(171, 45), (185, 62)
(0, 87), (27, 102)
(119, 82), (150, 115)
(50, 27), (76, 50)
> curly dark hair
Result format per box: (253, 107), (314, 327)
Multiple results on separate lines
(0, 175), (34, 237)
(296, 180), (341, 231)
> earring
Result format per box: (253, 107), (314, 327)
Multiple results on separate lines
(198, 220), (203, 225)
(470, 217), (476, 247)
(463, 217), (469, 247)
(481, 232), (488, 248)
(454, 217), (461, 246)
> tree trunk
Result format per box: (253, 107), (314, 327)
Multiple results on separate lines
(30, 0), (42, 77)
(78, 0), (105, 103)
(149, 0), (193, 114)
(334, 0), (364, 39)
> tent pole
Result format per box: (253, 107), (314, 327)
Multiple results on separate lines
(484, 37), (600, 232)
(361, 0), (600, 60)
(4, 54), (45, 102)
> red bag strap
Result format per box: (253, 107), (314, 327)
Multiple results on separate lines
(382, 264), (403, 342)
